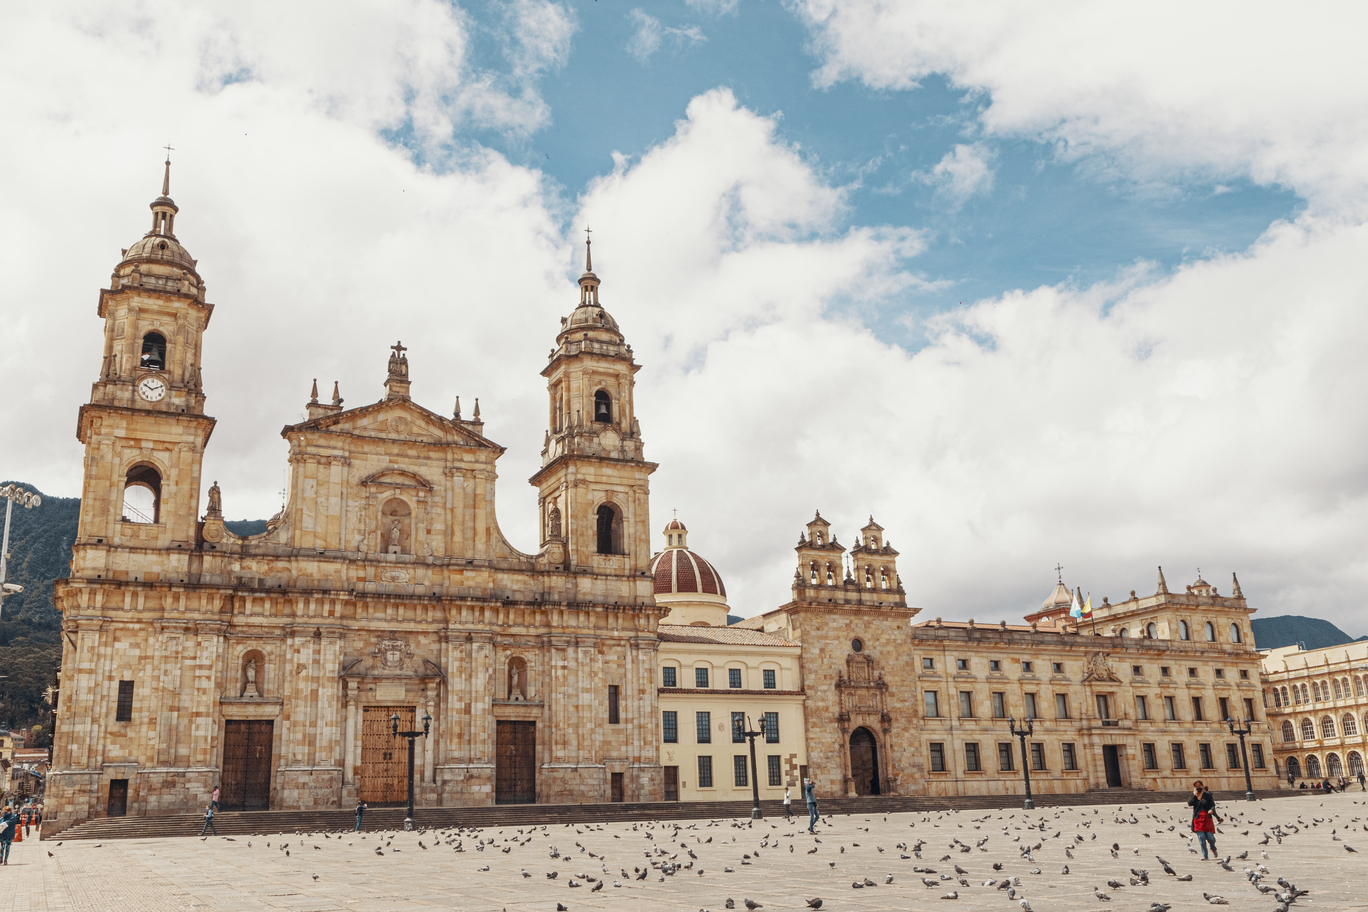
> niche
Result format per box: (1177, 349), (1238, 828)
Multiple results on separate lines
(380, 498), (412, 554)
(241, 649), (266, 698)
(507, 656), (528, 701)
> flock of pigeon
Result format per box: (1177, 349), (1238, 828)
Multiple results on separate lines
(76, 794), (1365, 910)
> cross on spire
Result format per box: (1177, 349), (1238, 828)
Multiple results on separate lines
(161, 145), (174, 197)
(584, 226), (593, 273)
(391, 341), (407, 358)
(1055, 562), (1064, 582)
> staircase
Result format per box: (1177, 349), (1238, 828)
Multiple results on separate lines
(51, 786), (1285, 841)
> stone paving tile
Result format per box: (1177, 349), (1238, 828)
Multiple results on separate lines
(8, 794), (1368, 912)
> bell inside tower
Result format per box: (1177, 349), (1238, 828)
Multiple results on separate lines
(140, 332), (167, 370)
(594, 390), (612, 423)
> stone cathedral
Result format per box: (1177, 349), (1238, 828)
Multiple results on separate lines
(48, 162), (1279, 835)
(49, 161), (665, 834)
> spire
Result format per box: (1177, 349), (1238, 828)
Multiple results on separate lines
(577, 228), (600, 307)
(162, 151), (172, 197)
(1232, 572), (1243, 599)
(383, 341), (411, 400)
(309, 378), (319, 404)
(148, 149), (180, 238)
(453, 396), (461, 420)
(1156, 565), (1169, 595)
(585, 228), (593, 273)
(331, 381), (342, 407)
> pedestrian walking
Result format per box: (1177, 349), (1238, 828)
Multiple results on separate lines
(22, 809), (30, 838)
(804, 778), (818, 833)
(1358, 770), (1365, 791)
(211, 786), (220, 812)
(1187, 781), (1217, 860)
(200, 804), (218, 836)
(783, 786), (792, 820)
(355, 800), (367, 832)
(1287, 769), (1295, 789)
(0, 806), (17, 865)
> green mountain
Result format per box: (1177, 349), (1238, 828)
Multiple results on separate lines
(1251, 615), (1357, 651)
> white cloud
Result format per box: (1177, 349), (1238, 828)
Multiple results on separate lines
(686, 0), (739, 14)
(626, 9), (707, 64)
(914, 142), (995, 203)
(794, 1), (1368, 215)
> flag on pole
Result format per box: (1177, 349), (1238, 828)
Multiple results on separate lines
(1069, 588), (1082, 619)
(1082, 594), (1093, 619)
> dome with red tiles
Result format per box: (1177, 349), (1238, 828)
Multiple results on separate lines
(649, 519), (729, 625)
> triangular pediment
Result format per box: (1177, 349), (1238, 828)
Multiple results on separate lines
(282, 398), (501, 450)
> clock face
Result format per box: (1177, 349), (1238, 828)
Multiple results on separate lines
(137, 377), (167, 402)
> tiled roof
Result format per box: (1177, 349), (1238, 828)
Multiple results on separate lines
(657, 624), (795, 647)
(730, 615), (767, 630)
(649, 549), (727, 598)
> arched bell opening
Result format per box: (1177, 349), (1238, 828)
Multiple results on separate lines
(595, 503), (622, 555)
(593, 389), (612, 424)
(122, 464), (162, 524)
(140, 332), (167, 370)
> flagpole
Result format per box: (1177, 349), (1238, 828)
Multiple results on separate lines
(1089, 592), (1096, 636)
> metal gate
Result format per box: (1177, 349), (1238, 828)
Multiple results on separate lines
(221, 720), (274, 810)
(361, 706), (412, 806)
(496, 721), (536, 804)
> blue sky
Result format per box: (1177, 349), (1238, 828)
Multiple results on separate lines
(2, 1), (1365, 629)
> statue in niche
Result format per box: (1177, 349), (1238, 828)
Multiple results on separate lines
(509, 664), (524, 701)
(207, 480), (222, 515)
(548, 505), (562, 539)
(388, 520), (402, 553)
(243, 658), (259, 698)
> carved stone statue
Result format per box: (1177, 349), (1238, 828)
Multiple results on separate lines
(510, 665), (524, 701)
(548, 506), (562, 539)
(207, 480), (222, 515)
(388, 520), (402, 551)
(243, 658), (259, 698)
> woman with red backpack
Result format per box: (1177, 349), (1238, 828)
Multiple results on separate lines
(1188, 781), (1218, 860)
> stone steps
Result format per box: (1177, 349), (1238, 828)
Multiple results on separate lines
(52, 787), (1286, 841)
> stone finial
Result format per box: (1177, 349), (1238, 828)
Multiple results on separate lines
(966, 619), (975, 629)
(1156, 565), (1169, 595)
(309, 378), (319, 405)
(1232, 572), (1243, 598)
(1000, 620), (1008, 630)
(473, 398), (481, 420)
(331, 381), (342, 407)
(453, 396), (461, 420)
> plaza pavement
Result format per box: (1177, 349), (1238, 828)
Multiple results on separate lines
(2, 793), (1365, 912)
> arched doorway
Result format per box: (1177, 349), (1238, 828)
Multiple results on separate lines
(849, 727), (880, 796)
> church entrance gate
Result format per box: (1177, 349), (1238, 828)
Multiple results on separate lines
(360, 706), (412, 806)
(221, 720), (274, 810)
(850, 727), (881, 796)
(496, 721), (536, 804)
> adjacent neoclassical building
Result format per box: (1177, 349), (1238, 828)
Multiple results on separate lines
(47, 162), (1280, 835)
(1262, 641), (1368, 783)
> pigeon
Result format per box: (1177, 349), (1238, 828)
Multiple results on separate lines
(556, 906), (567, 912)
(941, 891), (959, 899)
(725, 901), (735, 910)
(1094, 887), (1112, 900)
(1202, 893), (1228, 905)
(805, 901), (822, 910)
(743, 901), (762, 910)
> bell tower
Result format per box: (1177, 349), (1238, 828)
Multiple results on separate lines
(530, 236), (655, 581)
(72, 154), (216, 553)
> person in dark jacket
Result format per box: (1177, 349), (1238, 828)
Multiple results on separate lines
(199, 804), (217, 836)
(0, 806), (17, 864)
(804, 779), (819, 833)
(1187, 781), (1217, 860)
(355, 800), (367, 832)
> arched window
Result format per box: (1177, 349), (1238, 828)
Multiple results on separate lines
(880, 567), (889, 589)
(1119, 628), (1130, 638)
(809, 561), (818, 584)
(595, 503), (619, 554)
(1306, 755), (1322, 777)
(1282, 720), (1296, 743)
(1287, 756), (1300, 779)
(1273, 689), (1282, 708)
(1350, 752), (1365, 777)
(593, 389), (612, 423)
(121, 464), (161, 523)
(1322, 716), (1337, 739)
(1301, 718), (1316, 740)
(1344, 677), (1353, 698)
(1146, 622), (1158, 639)
(864, 565), (873, 588)
(1179, 620), (1190, 641)
(1357, 677), (1365, 698)
(825, 563), (834, 586)
(1313, 682), (1322, 702)
(1204, 621), (1216, 642)
(1334, 679), (1344, 700)
(1282, 686), (1290, 705)
(1327, 753), (1344, 777)
(140, 331), (167, 370)
(1303, 683), (1311, 703)
(1343, 714), (1358, 737)
(1292, 685), (1301, 704)
(1230, 623), (1242, 643)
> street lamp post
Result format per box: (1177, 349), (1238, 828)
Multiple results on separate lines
(743, 715), (764, 820)
(1009, 715), (1035, 810)
(0, 485), (40, 619)
(391, 710), (432, 831)
(1228, 717), (1257, 801)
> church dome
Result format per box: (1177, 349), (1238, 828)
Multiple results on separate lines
(1042, 579), (1072, 610)
(122, 232), (196, 271)
(651, 547), (727, 599)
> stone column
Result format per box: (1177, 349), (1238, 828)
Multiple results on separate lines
(343, 679), (359, 786)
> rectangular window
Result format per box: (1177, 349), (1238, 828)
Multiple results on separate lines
(116, 680), (134, 722)
(1215, 668), (1224, 679)
(1240, 669), (1250, 680)
(1053, 662), (1064, 674)
(1142, 742), (1158, 770)
(732, 712), (746, 743)
(957, 658), (969, 671)
(1251, 743), (1266, 769)
(696, 667), (709, 688)
(1188, 667), (1198, 678)
(965, 742), (982, 772)
(1192, 697), (1205, 722)
(663, 666), (677, 688)
(698, 755), (713, 788)
(1171, 743), (1187, 769)
(734, 755), (749, 787)
(767, 755), (782, 787)
(1243, 697), (1255, 721)
(1133, 665), (1143, 677)
(1095, 694), (1111, 719)
(1161, 666), (1171, 677)
(1226, 743), (1241, 770)
(1024, 693), (1038, 720)
(763, 712), (779, 743)
(991, 692), (1006, 719)
(959, 691), (975, 718)
(929, 742), (946, 772)
(1135, 695), (1149, 721)
(1199, 743), (1214, 770)
(1218, 697), (1230, 721)
(1055, 693), (1070, 719)
(763, 669), (776, 690)
(1164, 695), (1177, 721)
(696, 711), (711, 743)
(998, 743), (1015, 771)
(1062, 742), (1078, 771)
(924, 690), (940, 718)
(729, 668), (743, 689)
(923, 657), (935, 670)
(989, 660), (1001, 672)
(608, 685), (620, 724)
(1031, 742), (1046, 771)
(662, 711), (678, 743)
(1022, 661), (1033, 673)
